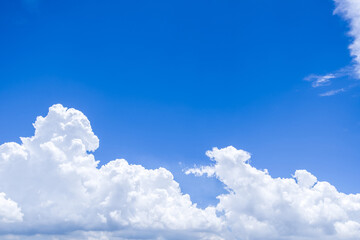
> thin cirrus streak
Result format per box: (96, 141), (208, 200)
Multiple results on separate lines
(319, 88), (346, 96)
(0, 104), (359, 240)
(305, 74), (335, 88)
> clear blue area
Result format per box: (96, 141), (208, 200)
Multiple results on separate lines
(1, 0), (359, 207)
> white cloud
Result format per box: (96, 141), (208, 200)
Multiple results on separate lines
(1, 105), (360, 239)
(319, 88), (345, 96)
(0, 104), (220, 239)
(187, 146), (360, 240)
(305, 0), (360, 95)
(334, 0), (360, 77)
(305, 74), (335, 88)
(0, 193), (23, 223)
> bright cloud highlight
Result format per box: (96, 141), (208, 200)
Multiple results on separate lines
(0, 104), (360, 239)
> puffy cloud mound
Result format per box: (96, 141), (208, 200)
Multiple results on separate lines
(0, 193), (23, 223)
(334, 0), (360, 77)
(0, 104), (220, 239)
(1, 105), (360, 240)
(186, 146), (360, 240)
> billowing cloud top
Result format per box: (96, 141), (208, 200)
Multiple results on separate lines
(0, 104), (360, 240)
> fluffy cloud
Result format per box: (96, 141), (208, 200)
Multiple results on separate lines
(0, 193), (23, 223)
(186, 146), (360, 240)
(0, 104), (220, 239)
(1, 105), (360, 239)
(334, 0), (360, 77)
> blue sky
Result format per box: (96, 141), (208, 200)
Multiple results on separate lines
(1, 0), (360, 212)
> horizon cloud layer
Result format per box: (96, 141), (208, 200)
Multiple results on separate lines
(0, 104), (359, 240)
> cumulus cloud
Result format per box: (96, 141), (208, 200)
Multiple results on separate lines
(0, 104), (220, 239)
(1, 105), (360, 239)
(187, 146), (360, 240)
(334, 0), (360, 77)
(0, 193), (23, 223)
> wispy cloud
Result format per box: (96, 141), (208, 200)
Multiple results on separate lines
(319, 88), (345, 96)
(334, 0), (360, 78)
(305, 74), (335, 88)
(305, 66), (357, 96)
(305, 0), (360, 96)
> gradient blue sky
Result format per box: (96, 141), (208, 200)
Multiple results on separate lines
(1, 0), (359, 207)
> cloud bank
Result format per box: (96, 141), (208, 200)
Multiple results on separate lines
(0, 104), (360, 240)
